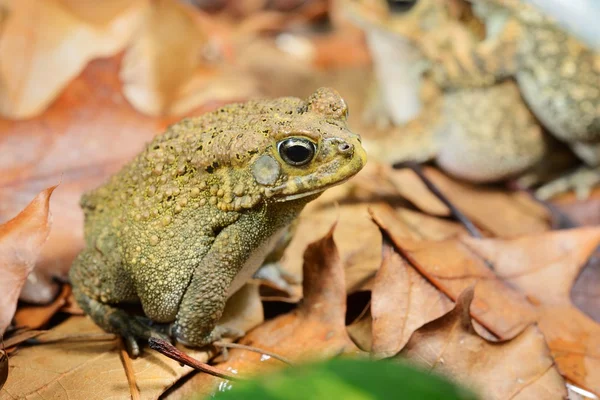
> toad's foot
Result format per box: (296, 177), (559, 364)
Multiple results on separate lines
(535, 166), (600, 200)
(72, 286), (171, 357)
(109, 312), (172, 357)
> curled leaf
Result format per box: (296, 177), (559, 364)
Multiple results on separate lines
(0, 186), (56, 334)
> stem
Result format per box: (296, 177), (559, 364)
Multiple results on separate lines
(148, 338), (243, 381)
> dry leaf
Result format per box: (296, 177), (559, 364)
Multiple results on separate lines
(121, 0), (258, 116)
(347, 309), (373, 352)
(281, 201), (382, 294)
(398, 288), (567, 399)
(371, 245), (453, 358)
(369, 202), (465, 241)
(14, 285), (71, 330)
(169, 224), (362, 399)
(389, 167), (551, 237)
(0, 186), (56, 334)
(373, 213), (539, 340)
(462, 228), (600, 396)
(0, 0), (147, 118)
(0, 282), (263, 399)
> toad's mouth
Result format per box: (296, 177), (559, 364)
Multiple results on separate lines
(272, 175), (354, 202)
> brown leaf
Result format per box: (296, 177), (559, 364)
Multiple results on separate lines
(281, 200), (382, 294)
(13, 284), (71, 330)
(168, 224), (361, 399)
(0, 282), (262, 399)
(389, 167), (551, 237)
(121, 0), (258, 116)
(371, 245), (453, 358)
(372, 204), (539, 340)
(0, 0), (147, 119)
(347, 309), (373, 352)
(462, 228), (600, 396)
(369, 202), (466, 241)
(0, 186), (56, 334)
(399, 288), (567, 399)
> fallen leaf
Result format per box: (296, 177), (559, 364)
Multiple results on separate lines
(120, 0), (258, 116)
(281, 201), (382, 294)
(389, 167), (551, 237)
(398, 288), (567, 399)
(13, 284), (71, 330)
(371, 245), (453, 359)
(369, 202), (465, 241)
(373, 210), (539, 340)
(168, 224), (362, 399)
(462, 228), (600, 396)
(0, 186), (56, 335)
(0, 0), (147, 118)
(0, 282), (262, 399)
(347, 308), (372, 352)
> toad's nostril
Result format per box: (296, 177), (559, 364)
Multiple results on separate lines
(338, 142), (353, 154)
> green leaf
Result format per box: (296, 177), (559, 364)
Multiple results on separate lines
(210, 358), (478, 400)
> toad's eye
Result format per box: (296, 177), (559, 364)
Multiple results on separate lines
(277, 137), (317, 167)
(386, 0), (418, 13)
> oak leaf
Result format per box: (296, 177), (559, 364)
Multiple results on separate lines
(0, 186), (56, 334)
(462, 228), (600, 396)
(398, 288), (567, 399)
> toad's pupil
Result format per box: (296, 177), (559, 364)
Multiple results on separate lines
(286, 145), (311, 163)
(386, 0), (418, 13)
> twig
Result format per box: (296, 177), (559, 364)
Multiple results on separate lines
(213, 341), (292, 365)
(393, 162), (484, 239)
(3, 330), (46, 349)
(119, 338), (141, 400)
(148, 338), (243, 381)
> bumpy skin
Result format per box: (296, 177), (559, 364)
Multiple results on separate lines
(426, 0), (600, 196)
(69, 88), (366, 355)
(345, 0), (546, 182)
(451, 0), (600, 146)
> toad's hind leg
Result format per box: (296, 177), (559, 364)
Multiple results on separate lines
(69, 248), (170, 357)
(435, 82), (546, 183)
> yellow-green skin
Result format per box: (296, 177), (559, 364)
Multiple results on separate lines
(69, 88), (366, 355)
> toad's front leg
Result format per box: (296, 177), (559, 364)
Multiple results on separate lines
(172, 213), (277, 347)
